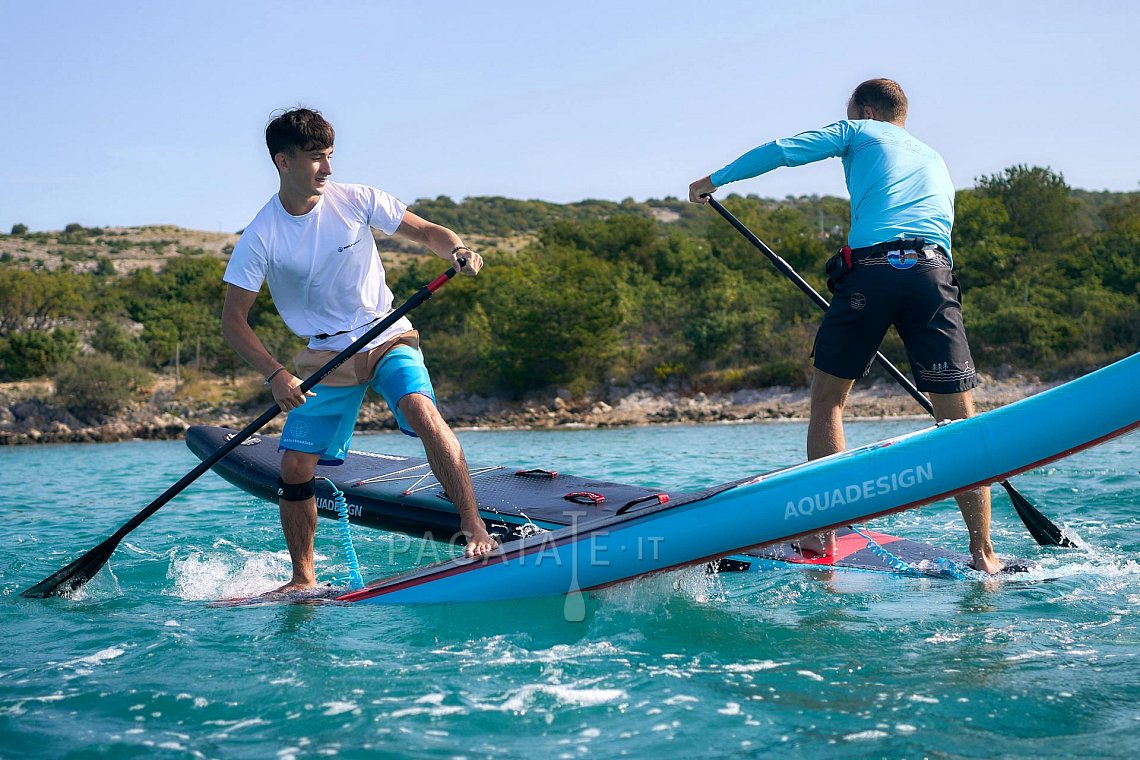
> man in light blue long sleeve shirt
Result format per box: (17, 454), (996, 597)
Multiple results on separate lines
(689, 79), (1001, 574)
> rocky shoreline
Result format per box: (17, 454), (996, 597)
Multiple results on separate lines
(0, 374), (1056, 447)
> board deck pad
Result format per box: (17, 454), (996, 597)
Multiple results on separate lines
(187, 426), (980, 582)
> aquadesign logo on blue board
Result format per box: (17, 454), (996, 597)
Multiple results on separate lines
(784, 463), (934, 519)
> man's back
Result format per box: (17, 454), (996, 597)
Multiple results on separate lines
(841, 119), (955, 253)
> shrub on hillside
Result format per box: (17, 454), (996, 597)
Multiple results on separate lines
(54, 354), (154, 424)
(0, 328), (80, 380)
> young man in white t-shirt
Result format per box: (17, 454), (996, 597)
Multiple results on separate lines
(222, 107), (496, 592)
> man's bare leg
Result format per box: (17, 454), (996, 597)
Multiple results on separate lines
(399, 393), (497, 556)
(797, 368), (856, 556)
(930, 390), (1002, 574)
(275, 449), (321, 592)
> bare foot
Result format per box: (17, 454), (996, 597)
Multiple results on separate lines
(792, 530), (837, 558)
(463, 524), (499, 558)
(271, 579), (318, 594)
(969, 550), (1004, 575)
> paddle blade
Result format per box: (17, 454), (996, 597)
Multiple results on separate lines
(1000, 480), (1076, 548)
(19, 535), (121, 598)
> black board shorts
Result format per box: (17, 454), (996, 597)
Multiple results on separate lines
(812, 251), (978, 394)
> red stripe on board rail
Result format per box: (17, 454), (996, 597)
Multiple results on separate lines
(337, 417), (1140, 603)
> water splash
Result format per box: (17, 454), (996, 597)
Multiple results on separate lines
(166, 542), (291, 601)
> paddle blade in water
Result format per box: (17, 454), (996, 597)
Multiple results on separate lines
(20, 535), (120, 598)
(1001, 480), (1077, 547)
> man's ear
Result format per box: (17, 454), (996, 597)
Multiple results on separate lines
(863, 105), (878, 120)
(273, 151), (289, 174)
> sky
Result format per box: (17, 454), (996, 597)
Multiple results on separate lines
(1, 0), (1136, 233)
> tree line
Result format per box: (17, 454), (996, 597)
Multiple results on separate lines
(1, 165), (1136, 419)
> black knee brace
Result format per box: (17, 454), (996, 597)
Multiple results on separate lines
(276, 477), (316, 501)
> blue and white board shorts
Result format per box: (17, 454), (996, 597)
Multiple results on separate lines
(279, 345), (436, 465)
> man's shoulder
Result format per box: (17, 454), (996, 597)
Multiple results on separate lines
(853, 121), (943, 157)
(325, 181), (391, 205)
(240, 195), (282, 234)
(325, 182), (406, 232)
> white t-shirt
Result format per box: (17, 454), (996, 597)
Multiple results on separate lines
(224, 181), (410, 352)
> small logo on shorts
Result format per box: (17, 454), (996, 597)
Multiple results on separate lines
(291, 421), (309, 439)
(850, 293), (867, 310)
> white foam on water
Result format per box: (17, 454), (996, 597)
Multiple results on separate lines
(63, 646), (126, 670)
(30, 694), (66, 703)
(797, 670), (825, 682)
(923, 631), (965, 644)
(492, 683), (627, 713)
(175, 693), (209, 708)
(203, 717), (271, 740)
(431, 636), (632, 668)
(2, 698), (44, 717)
(319, 701), (359, 717)
(52, 645), (128, 680)
(723, 660), (788, 673)
(121, 541), (162, 557)
(166, 547), (291, 601)
(843, 729), (889, 741)
(1005, 649), (1058, 662)
(388, 702), (466, 719)
(1010, 552), (1140, 589)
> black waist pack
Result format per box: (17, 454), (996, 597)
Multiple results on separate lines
(824, 245), (854, 293)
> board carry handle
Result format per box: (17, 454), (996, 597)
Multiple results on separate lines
(515, 468), (559, 479)
(615, 493), (670, 515)
(564, 491), (606, 505)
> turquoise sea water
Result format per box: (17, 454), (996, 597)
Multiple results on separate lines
(3, 420), (1139, 758)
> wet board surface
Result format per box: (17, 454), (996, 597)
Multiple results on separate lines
(188, 426), (988, 585)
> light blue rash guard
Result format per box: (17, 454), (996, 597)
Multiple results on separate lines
(710, 119), (955, 262)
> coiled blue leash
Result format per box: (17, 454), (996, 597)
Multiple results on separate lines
(848, 525), (920, 576)
(849, 525), (970, 579)
(323, 478), (365, 589)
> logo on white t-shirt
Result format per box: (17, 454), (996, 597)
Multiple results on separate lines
(337, 238), (363, 253)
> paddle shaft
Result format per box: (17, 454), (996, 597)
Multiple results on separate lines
(705, 196), (935, 415)
(704, 197), (1073, 547)
(21, 262), (464, 597)
(135, 263), (463, 524)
